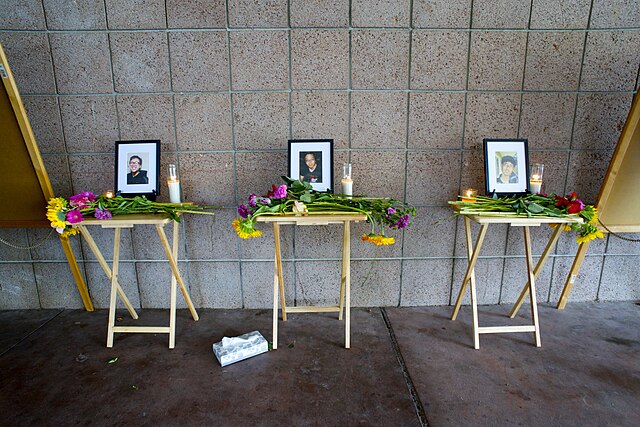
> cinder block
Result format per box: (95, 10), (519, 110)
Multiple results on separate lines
(463, 93), (520, 149)
(22, 96), (65, 153)
(500, 257), (552, 304)
(291, 92), (349, 149)
(403, 207), (455, 258)
(290, 0), (349, 27)
(351, 30), (410, 90)
(116, 95), (176, 151)
(294, 260), (342, 306)
(34, 262), (85, 308)
(136, 261), (190, 308)
(530, 0), (590, 29)
(564, 150), (613, 204)
(400, 259), (453, 306)
(169, 31), (228, 91)
(166, 0), (226, 28)
(235, 151), (289, 204)
(188, 261), (242, 308)
(598, 256), (640, 301)
(105, 0), (166, 29)
(580, 31), (640, 91)
(351, 260), (401, 306)
(472, 0), (530, 28)
(605, 233), (640, 255)
(238, 218), (295, 261)
(454, 219), (508, 259)
(50, 32), (112, 94)
(291, 29), (349, 90)
(413, 0), (471, 28)
(452, 257), (503, 305)
(549, 255), (602, 302)
(229, 31), (288, 90)
(84, 261), (140, 309)
(526, 151), (569, 196)
(0, 0), (46, 29)
(524, 32), (584, 91)
(294, 224), (344, 260)
(352, 219), (403, 259)
(0, 229), (31, 261)
(60, 96), (119, 153)
(41, 155), (73, 197)
(468, 31), (526, 90)
(520, 93), (576, 150)
(179, 152), (236, 207)
(411, 30), (468, 90)
(232, 92), (290, 150)
(68, 154), (114, 195)
(184, 209), (239, 260)
(352, 0), (410, 27)
(351, 151), (406, 201)
(350, 92), (406, 149)
(110, 32), (170, 92)
(228, 0), (288, 27)
(241, 261), (295, 309)
(43, 0), (107, 30)
(0, 33), (55, 94)
(175, 93), (232, 151)
(78, 226), (135, 262)
(572, 93), (634, 150)
(406, 151), (460, 206)
(408, 92), (464, 149)
(0, 263), (39, 309)
(590, 0), (640, 28)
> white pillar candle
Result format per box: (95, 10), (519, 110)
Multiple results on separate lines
(341, 178), (353, 196)
(530, 180), (542, 194)
(168, 180), (181, 203)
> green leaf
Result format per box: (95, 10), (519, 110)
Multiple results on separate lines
(526, 202), (545, 214)
(300, 193), (312, 203)
(107, 357), (118, 364)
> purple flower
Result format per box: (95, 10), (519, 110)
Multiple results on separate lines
(387, 207), (396, 215)
(94, 208), (112, 220)
(258, 197), (271, 205)
(273, 184), (288, 199)
(66, 209), (84, 224)
(69, 191), (97, 208)
(238, 204), (251, 218)
(248, 194), (258, 208)
(395, 214), (410, 229)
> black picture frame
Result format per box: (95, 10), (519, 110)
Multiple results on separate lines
(115, 140), (160, 200)
(288, 139), (334, 192)
(483, 138), (530, 196)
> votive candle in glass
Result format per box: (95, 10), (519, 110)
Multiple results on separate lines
(167, 164), (181, 203)
(462, 188), (478, 202)
(530, 163), (544, 194)
(341, 163), (353, 197)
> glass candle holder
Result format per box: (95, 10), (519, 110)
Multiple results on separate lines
(529, 163), (544, 194)
(462, 188), (478, 202)
(167, 164), (181, 203)
(341, 163), (353, 196)
(102, 190), (115, 199)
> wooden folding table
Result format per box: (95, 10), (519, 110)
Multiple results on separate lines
(71, 214), (199, 348)
(451, 213), (581, 349)
(256, 213), (367, 349)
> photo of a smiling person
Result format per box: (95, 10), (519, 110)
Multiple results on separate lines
(126, 154), (149, 185)
(496, 154), (518, 184)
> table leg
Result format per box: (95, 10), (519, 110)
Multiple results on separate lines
(509, 224), (563, 318)
(155, 224), (199, 322)
(523, 226), (541, 347)
(273, 223), (286, 321)
(338, 222), (348, 321)
(451, 218), (487, 321)
(107, 228), (121, 348)
(557, 241), (590, 309)
(78, 225), (138, 320)
(168, 221), (179, 349)
(273, 254), (279, 350)
(344, 221), (351, 349)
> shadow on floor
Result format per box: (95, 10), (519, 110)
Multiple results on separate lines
(1, 302), (639, 426)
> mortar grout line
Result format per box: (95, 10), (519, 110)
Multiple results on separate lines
(380, 307), (429, 427)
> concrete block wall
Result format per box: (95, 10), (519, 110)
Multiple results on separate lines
(0, 0), (639, 309)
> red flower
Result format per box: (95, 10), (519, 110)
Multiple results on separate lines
(567, 199), (585, 214)
(555, 195), (569, 208)
(265, 184), (277, 198)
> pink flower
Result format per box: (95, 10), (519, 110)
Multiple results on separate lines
(69, 191), (97, 208)
(65, 209), (84, 224)
(273, 184), (288, 199)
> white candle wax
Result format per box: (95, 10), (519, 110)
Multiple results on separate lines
(168, 180), (181, 203)
(341, 179), (353, 196)
(530, 180), (542, 194)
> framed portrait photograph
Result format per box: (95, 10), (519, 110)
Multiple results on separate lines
(115, 140), (160, 199)
(483, 138), (529, 196)
(288, 139), (334, 192)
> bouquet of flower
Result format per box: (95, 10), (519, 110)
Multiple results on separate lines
(47, 192), (215, 237)
(449, 192), (604, 243)
(233, 177), (416, 246)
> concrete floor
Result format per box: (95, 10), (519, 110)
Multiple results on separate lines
(0, 302), (638, 426)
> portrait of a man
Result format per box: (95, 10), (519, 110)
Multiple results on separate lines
(496, 153), (518, 184)
(127, 155), (149, 185)
(299, 152), (322, 183)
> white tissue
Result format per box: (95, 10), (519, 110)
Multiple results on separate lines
(213, 331), (268, 367)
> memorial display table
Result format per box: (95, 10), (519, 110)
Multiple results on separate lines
(451, 213), (582, 349)
(256, 213), (367, 349)
(71, 214), (198, 348)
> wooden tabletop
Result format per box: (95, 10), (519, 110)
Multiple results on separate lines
(256, 213), (367, 225)
(68, 213), (175, 227)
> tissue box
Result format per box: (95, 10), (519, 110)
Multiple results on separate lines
(212, 331), (268, 367)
